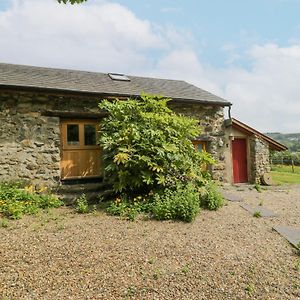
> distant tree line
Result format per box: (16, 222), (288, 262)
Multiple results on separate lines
(270, 151), (300, 166)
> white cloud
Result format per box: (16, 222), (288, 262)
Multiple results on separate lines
(219, 43), (300, 133)
(1, 0), (300, 133)
(0, 0), (166, 73)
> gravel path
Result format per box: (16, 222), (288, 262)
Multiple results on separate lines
(0, 184), (300, 299)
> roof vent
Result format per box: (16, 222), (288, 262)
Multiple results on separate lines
(108, 73), (130, 81)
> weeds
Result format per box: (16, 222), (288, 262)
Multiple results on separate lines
(181, 264), (190, 274)
(0, 182), (63, 220)
(74, 194), (89, 214)
(254, 183), (262, 193)
(253, 211), (262, 218)
(245, 283), (254, 295)
(0, 218), (9, 228)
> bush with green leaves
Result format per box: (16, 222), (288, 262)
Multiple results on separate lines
(151, 183), (200, 222)
(199, 182), (224, 211)
(0, 182), (63, 220)
(99, 94), (223, 222)
(99, 94), (213, 194)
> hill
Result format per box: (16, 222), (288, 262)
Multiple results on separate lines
(265, 132), (300, 152)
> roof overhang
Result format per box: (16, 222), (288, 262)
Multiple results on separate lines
(225, 118), (288, 151)
(0, 84), (232, 107)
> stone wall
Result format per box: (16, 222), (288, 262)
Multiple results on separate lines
(249, 135), (270, 183)
(0, 91), (226, 187)
(169, 102), (226, 181)
(0, 91), (101, 187)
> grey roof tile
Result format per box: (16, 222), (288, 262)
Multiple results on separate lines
(0, 63), (231, 105)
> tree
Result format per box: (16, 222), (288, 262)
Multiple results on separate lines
(57, 0), (87, 4)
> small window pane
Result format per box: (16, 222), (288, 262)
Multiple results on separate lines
(84, 124), (96, 145)
(197, 143), (203, 152)
(67, 124), (79, 145)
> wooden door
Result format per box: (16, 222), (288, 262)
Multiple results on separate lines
(60, 120), (102, 180)
(232, 138), (248, 183)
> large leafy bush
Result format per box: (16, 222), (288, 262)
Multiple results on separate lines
(99, 94), (222, 222)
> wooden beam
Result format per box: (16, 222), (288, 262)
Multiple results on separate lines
(42, 110), (108, 119)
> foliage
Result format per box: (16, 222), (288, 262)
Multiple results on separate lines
(74, 194), (89, 214)
(106, 196), (146, 221)
(199, 182), (224, 211)
(271, 151), (300, 166)
(0, 218), (9, 228)
(100, 94), (223, 222)
(253, 211), (262, 218)
(0, 182), (63, 220)
(99, 94), (213, 196)
(151, 183), (200, 222)
(266, 132), (300, 152)
(57, 0), (87, 4)
(254, 183), (262, 192)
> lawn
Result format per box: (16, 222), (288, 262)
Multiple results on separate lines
(271, 164), (300, 185)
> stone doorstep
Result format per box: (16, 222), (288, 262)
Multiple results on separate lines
(273, 226), (300, 249)
(240, 203), (278, 217)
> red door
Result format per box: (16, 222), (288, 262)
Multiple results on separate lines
(232, 138), (248, 183)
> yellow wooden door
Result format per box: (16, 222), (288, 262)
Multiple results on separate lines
(60, 120), (102, 180)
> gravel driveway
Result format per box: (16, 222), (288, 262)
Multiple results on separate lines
(0, 184), (300, 300)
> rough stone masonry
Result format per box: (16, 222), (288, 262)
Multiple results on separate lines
(0, 91), (226, 188)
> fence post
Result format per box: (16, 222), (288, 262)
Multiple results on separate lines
(292, 159), (295, 173)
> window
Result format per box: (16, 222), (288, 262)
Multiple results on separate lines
(67, 124), (79, 145)
(84, 124), (96, 145)
(108, 73), (130, 81)
(192, 141), (206, 152)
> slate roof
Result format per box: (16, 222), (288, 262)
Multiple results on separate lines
(0, 63), (231, 106)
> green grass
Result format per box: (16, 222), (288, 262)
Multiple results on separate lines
(271, 164), (300, 174)
(271, 165), (300, 184)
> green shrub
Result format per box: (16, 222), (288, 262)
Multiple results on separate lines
(0, 182), (63, 219)
(99, 93), (213, 197)
(106, 196), (144, 221)
(200, 182), (224, 210)
(151, 183), (200, 222)
(74, 194), (89, 214)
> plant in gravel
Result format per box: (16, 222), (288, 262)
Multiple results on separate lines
(151, 182), (200, 222)
(245, 283), (254, 295)
(254, 183), (262, 193)
(106, 196), (145, 221)
(253, 211), (262, 218)
(0, 182), (62, 220)
(0, 218), (9, 228)
(297, 242), (300, 256)
(200, 181), (224, 211)
(181, 264), (190, 274)
(258, 200), (264, 206)
(294, 260), (300, 270)
(74, 194), (89, 214)
(152, 268), (162, 280)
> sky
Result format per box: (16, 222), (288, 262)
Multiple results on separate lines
(1, 0), (300, 133)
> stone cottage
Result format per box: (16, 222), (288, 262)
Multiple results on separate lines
(0, 63), (286, 189)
